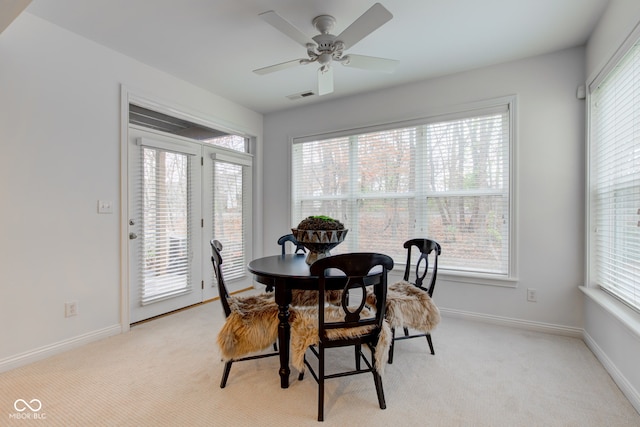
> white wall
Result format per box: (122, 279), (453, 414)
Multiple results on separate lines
(583, 0), (640, 413)
(264, 47), (586, 332)
(586, 0), (640, 77)
(0, 13), (262, 370)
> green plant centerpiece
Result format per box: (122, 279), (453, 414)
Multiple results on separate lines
(292, 215), (348, 265)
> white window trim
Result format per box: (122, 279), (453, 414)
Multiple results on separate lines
(290, 96), (518, 286)
(120, 86), (256, 330)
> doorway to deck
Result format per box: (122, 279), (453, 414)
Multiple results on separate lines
(126, 104), (253, 323)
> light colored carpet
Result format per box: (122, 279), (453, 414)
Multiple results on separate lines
(1, 299), (639, 426)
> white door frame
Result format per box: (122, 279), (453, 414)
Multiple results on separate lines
(119, 87), (256, 330)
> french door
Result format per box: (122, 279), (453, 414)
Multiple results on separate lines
(127, 127), (252, 323)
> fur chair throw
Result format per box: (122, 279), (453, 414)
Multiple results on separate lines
(288, 305), (391, 376)
(216, 294), (279, 360)
(367, 281), (440, 332)
(291, 289), (343, 306)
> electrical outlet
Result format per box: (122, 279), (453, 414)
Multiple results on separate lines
(65, 301), (78, 317)
(527, 288), (537, 302)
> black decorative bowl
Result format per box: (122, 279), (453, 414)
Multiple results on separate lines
(291, 228), (349, 265)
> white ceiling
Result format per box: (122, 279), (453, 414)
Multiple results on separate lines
(24, 0), (609, 114)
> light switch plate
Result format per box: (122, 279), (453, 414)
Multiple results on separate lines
(98, 200), (113, 214)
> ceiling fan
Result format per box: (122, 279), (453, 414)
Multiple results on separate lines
(253, 3), (399, 96)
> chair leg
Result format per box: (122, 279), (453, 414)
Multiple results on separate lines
(403, 327), (410, 336)
(355, 344), (361, 370)
(388, 328), (396, 364)
(372, 365), (386, 410)
(426, 333), (435, 355)
(369, 345), (386, 409)
(298, 355), (305, 380)
(318, 346), (325, 422)
(220, 360), (233, 388)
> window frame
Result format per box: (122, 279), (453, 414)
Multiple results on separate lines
(290, 96), (518, 286)
(587, 30), (640, 313)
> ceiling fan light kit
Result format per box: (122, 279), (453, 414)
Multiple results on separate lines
(254, 3), (399, 97)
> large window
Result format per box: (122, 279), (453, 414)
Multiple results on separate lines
(292, 99), (514, 278)
(589, 38), (640, 312)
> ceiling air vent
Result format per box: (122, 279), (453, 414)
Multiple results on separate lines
(286, 91), (316, 100)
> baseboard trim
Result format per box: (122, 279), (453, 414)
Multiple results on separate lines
(439, 308), (584, 338)
(583, 330), (640, 414)
(0, 324), (122, 373)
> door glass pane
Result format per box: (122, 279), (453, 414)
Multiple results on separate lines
(140, 147), (192, 304)
(213, 161), (245, 280)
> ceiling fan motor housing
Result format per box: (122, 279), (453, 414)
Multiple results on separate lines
(311, 15), (342, 58)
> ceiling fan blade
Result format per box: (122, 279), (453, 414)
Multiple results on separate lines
(253, 59), (304, 75)
(318, 67), (334, 96)
(335, 3), (393, 50)
(342, 54), (399, 73)
(259, 10), (316, 48)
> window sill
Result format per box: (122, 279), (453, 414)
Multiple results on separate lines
(440, 271), (517, 288)
(441, 272), (517, 288)
(580, 286), (640, 340)
(391, 264), (517, 288)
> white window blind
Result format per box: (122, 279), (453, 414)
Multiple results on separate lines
(212, 157), (248, 281)
(139, 147), (193, 305)
(590, 39), (640, 311)
(292, 102), (512, 276)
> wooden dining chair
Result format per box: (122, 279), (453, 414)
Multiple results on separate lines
(211, 239), (279, 388)
(277, 233), (306, 256)
(290, 252), (394, 421)
(385, 238), (441, 363)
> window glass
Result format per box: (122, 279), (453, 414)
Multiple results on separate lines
(292, 102), (512, 276)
